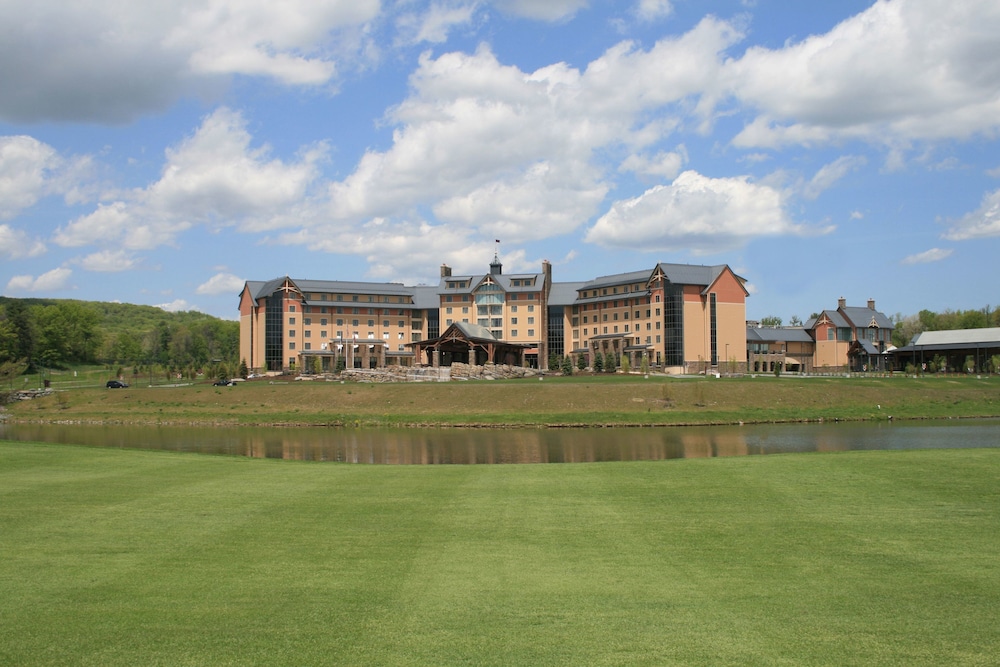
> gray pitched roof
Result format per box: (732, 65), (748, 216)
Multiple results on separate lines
(549, 281), (587, 306)
(910, 327), (1000, 347)
(840, 306), (894, 330)
(746, 327), (814, 344)
(451, 321), (496, 340)
(249, 276), (414, 301)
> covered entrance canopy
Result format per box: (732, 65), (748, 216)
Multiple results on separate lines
(408, 322), (530, 367)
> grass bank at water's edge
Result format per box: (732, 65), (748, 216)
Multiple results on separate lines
(4, 373), (1000, 427)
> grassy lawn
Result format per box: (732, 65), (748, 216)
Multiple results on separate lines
(1, 443), (997, 666)
(8, 373), (1000, 427)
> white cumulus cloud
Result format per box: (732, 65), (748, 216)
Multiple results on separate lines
(901, 247), (953, 265)
(0, 224), (46, 260)
(4, 267), (73, 294)
(728, 0), (1000, 149)
(586, 170), (829, 253)
(196, 272), (245, 295)
(55, 108), (325, 251)
(0, 0), (380, 123)
(943, 188), (1000, 240)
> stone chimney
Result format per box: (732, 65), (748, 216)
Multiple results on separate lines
(867, 298), (876, 310)
(440, 264), (452, 278)
(837, 297), (846, 309)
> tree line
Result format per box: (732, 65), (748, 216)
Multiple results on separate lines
(0, 297), (239, 375)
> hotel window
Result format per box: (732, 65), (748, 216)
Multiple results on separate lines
(383, 333), (389, 340)
(304, 343), (311, 350)
(625, 325), (629, 332)
(352, 319), (359, 327)
(603, 327), (608, 334)
(337, 319), (343, 326)
(368, 332), (374, 338)
(511, 329), (518, 337)
(603, 314), (608, 322)
(304, 318), (311, 325)
(462, 307), (469, 314)
(446, 295), (453, 302)
(321, 331), (327, 338)
(288, 342), (296, 350)
(613, 326), (619, 333)
(446, 307), (453, 314)
(398, 332), (404, 339)
(289, 317), (296, 325)
(289, 305), (296, 312)
(288, 330), (296, 337)
(367, 320), (374, 327)
(304, 330), (311, 338)
(336, 331), (343, 338)
(321, 318), (328, 326)
(527, 317), (534, 324)
(352, 295), (358, 302)
(584, 328), (588, 335)
(398, 321), (404, 327)
(511, 317), (518, 324)
(512, 305), (518, 312)
(528, 329), (534, 337)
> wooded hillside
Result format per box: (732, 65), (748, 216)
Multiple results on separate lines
(0, 297), (238, 371)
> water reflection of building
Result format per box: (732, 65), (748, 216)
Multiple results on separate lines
(239, 427), (757, 464)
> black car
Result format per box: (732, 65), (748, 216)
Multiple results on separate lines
(106, 380), (128, 389)
(213, 379), (235, 386)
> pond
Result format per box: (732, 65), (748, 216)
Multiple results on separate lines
(1, 419), (998, 464)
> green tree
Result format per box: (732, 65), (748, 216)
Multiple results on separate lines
(760, 315), (783, 327)
(593, 353), (603, 373)
(561, 356), (573, 375)
(576, 354), (586, 371)
(620, 353), (630, 373)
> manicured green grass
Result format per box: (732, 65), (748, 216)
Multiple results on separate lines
(1, 443), (998, 665)
(10, 373), (1000, 427)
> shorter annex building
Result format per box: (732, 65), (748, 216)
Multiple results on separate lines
(746, 326), (815, 374)
(747, 297), (895, 373)
(890, 328), (1000, 373)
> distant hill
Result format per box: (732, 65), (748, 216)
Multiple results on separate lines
(0, 297), (238, 368)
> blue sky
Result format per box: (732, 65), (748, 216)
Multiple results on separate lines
(2, 0), (999, 322)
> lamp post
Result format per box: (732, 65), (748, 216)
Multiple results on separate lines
(725, 343), (729, 376)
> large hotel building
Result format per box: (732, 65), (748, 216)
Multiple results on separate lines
(239, 256), (749, 374)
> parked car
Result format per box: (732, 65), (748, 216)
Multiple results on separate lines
(213, 379), (235, 386)
(106, 380), (128, 389)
